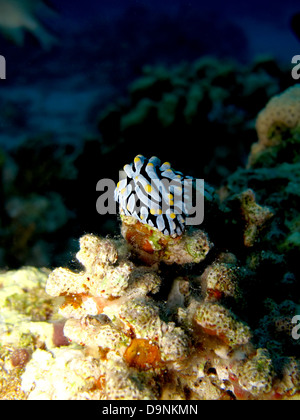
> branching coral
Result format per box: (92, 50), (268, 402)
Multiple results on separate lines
(47, 236), (190, 363)
(47, 234), (133, 301)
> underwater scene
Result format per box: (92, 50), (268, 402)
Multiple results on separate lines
(0, 0), (300, 401)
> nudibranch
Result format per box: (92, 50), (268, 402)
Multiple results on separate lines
(114, 155), (195, 237)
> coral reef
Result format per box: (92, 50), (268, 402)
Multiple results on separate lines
(0, 56), (294, 270)
(97, 56), (293, 185)
(1, 78), (300, 399)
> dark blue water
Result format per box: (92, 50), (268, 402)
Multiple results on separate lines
(0, 0), (299, 149)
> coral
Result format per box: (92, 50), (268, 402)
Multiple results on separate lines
(36, 231), (193, 399)
(20, 336), (159, 400)
(0, 267), (72, 399)
(233, 349), (275, 397)
(100, 351), (158, 400)
(45, 232), (190, 373)
(116, 296), (189, 362)
(97, 56), (292, 186)
(3, 71), (300, 400)
(231, 189), (274, 247)
(21, 348), (103, 400)
(275, 357), (300, 397)
(192, 301), (252, 348)
(64, 316), (130, 353)
(254, 300), (300, 361)
(256, 85), (300, 145)
(121, 215), (213, 264)
(46, 234), (134, 318)
(249, 85), (300, 166)
(223, 128), (300, 256)
(0, 266), (68, 366)
(10, 348), (30, 368)
(0, 266), (55, 322)
(200, 257), (241, 301)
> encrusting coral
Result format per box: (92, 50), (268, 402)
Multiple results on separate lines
(248, 85), (300, 167)
(192, 301), (252, 347)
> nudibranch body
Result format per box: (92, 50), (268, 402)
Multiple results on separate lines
(114, 155), (195, 237)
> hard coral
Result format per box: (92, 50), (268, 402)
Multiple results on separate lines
(193, 301), (252, 348)
(200, 259), (241, 301)
(11, 348), (30, 368)
(21, 348), (103, 400)
(45, 231), (189, 371)
(275, 357), (300, 397)
(19, 81), (300, 400)
(124, 338), (161, 369)
(64, 316), (130, 353)
(234, 348), (275, 397)
(249, 85), (300, 166)
(121, 215), (212, 265)
(237, 189), (274, 247)
(46, 234), (134, 318)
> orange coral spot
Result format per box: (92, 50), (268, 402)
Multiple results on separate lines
(124, 338), (161, 370)
(125, 227), (155, 254)
(207, 289), (223, 300)
(201, 326), (229, 344)
(94, 375), (106, 391)
(124, 221), (172, 254)
(60, 293), (84, 309)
